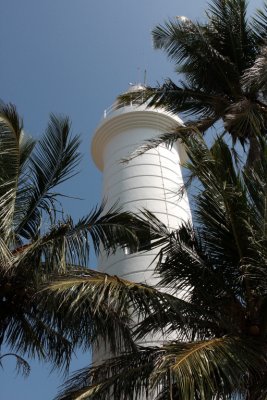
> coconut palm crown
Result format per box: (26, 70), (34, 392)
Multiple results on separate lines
(118, 0), (267, 164)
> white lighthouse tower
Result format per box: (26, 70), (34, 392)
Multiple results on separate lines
(92, 85), (191, 284)
(91, 87), (191, 393)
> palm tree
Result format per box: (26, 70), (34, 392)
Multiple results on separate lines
(0, 103), (151, 375)
(118, 0), (267, 165)
(52, 134), (267, 399)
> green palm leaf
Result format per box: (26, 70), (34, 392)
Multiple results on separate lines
(15, 114), (81, 239)
(153, 337), (265, 400)
(0, 105), (21, 242)
(55, 337), (266, 400)
(0, 353), (30, 377)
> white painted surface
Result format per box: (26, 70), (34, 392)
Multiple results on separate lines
(91, 97), (191, 397)
(92, 102), (190, 275)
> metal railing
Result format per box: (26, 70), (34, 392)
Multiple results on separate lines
(103, 97), (146, 118)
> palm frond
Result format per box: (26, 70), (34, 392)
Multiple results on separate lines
(40, 268), (164, 354)
(0, 353), (30, 377)
(4, 312), (73, 372)
(55, 346), (160, 400)
(183, 134), (251, 259)
(207, 0), (256, 71)
(153, 18), (240, 95)
(14, 205), (160, 275)
(152, 336), (265, 400)
(118, 80), (228, 118)
(224, 98), (266, 142)
(134, 288), (213, 342)
(121, 120), (215, 163)
(241, 45), (267, 95)
(0, 107), (21, 242)
(44, 266), (211, 353)
(56, 336), (265, 400)
(0, 237), (13, 272)
(15, 114), (81, 239)
(44, 271), (166, 321)
(38, 272), (135, 355)
(252, 1), (267, 43)
(18, 134), (36, 171)
(0, 103), (23, 140)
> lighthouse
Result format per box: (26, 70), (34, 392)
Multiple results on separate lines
(92, 85), (191, 279)
(91, 85), (191, 372)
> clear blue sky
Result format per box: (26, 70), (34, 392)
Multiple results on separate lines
(0, 0), (263, 398)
